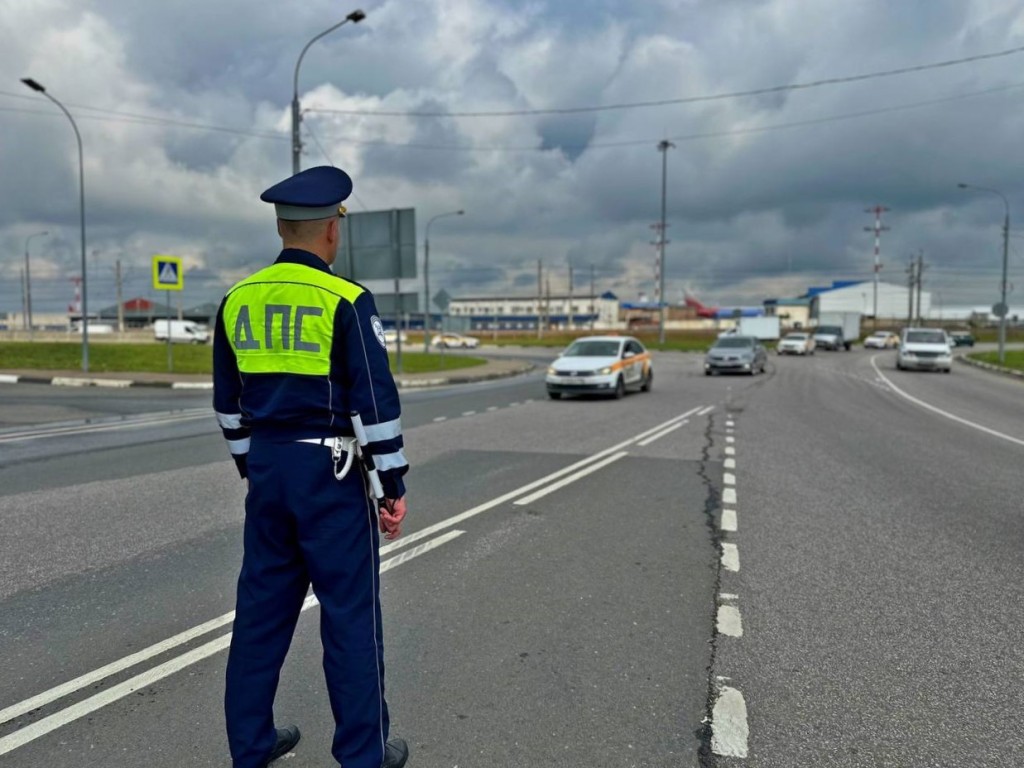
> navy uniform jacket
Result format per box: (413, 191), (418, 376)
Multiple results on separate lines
(212, 248), (408, 498)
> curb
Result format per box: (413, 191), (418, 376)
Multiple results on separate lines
(0, 373), (214, 390)
(957, 354), (1024, 381)
(0, 362), (536, 391)
(396, 362), (536, 388)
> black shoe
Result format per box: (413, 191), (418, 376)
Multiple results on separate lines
(382, 737), (409, 768)
(264, 725), (300, 766)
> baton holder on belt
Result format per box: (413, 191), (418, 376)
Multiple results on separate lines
(350, 411), (385, 501)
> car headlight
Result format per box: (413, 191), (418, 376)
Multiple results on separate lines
(547, 366), (558, 375)
(597, 366), (613, 375)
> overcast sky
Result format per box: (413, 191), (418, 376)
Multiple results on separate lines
(3, 0), (1024, 316)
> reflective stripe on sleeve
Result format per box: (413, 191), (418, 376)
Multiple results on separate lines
(216, 411), (243, 430)
(372, 450), (407, 472)
(227, 437), (251, 455)
(365, 418), (402, 442)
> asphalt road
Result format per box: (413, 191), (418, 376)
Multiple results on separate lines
(1, 348), (1022, 767)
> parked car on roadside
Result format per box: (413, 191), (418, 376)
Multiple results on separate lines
(948, 330), (975, 347)
(704, 335), (767, 375)
(776, 332), (815, 355)
(382, 329), (408, 346)
(864, 330), (900, 349)
(430, 332), (480, 349)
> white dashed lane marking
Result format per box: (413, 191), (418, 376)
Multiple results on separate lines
(712, 686), (749, 758)
(721, 509), (737, 532)
(717, 605), (743, 637)
(721, 543), (740, 572)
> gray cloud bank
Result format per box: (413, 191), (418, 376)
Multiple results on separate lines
(3, 0), (1024, 315)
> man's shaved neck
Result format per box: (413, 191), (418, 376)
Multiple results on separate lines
(278, 217), (337, 265)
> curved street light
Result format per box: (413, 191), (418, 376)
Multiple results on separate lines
(958, 182), (1010, 364)
(22, 78), (89, 371)
(423, 210), (465, 352)
(24, 230), (48, 335)
(291, 10), (366, 174)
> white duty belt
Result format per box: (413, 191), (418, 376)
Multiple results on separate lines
(294, 411), (385, 500)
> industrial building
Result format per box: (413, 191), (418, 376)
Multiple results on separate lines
(805, 279), (930, 319)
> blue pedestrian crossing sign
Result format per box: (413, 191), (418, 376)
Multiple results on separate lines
(152, 255), (184, 291)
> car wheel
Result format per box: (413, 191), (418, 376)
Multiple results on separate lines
(704, 370), (712, 376)
(548, 391), (562, 399)
(613, 376), (625, 399)
(641, 369), (653, 392)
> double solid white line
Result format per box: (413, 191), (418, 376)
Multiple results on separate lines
(0, 532), (463, 756)
(0, 405), (706, 755)
(0, 408), (212, 444)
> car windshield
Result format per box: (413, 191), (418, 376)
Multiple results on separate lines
(714, 337), (755, 349)
(816, 326), (842, 335)
(785, 334), (807, 340)
(870, 331), (890, 337)
(906, 330), (947, 344)
(564, 340), (621, 357)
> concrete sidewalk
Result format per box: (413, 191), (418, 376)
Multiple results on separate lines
(0, 356), (535, 390)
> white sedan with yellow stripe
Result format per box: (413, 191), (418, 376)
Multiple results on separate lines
(546, 335), (653, 400)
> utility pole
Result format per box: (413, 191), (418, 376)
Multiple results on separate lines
(915, 251), (926, 326)
(545, 275), (551, 331)
(115, 259), (125, 333)
(864, 205), (890, 330)
(568, 261), (574, 331)
(537, 259), (543, 339)
(906, 258), (916, 326)
(20, 268), (27, 331)
(657, 139), (675, 344)
(590, 264), (596, 330)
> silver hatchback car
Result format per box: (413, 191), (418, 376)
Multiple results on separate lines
(705, 335), (768, 375)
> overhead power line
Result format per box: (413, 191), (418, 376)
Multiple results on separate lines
(2, 48), (1022, 152)
(306, 80), (1024, 153)
(306, 45), (1024, 118)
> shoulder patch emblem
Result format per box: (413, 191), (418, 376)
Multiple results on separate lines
(370, 315), (388, 349)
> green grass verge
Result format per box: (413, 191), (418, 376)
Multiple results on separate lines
(490, 332), (716, 353)
(0, 342), (486, 375)
(968, 350), (1024, 372)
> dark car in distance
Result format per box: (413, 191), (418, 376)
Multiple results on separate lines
(948, 330), (975, 347)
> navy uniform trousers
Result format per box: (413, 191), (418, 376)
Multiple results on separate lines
(225, 437), (390, 768)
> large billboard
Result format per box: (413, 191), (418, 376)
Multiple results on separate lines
(339, 208), (416, 282)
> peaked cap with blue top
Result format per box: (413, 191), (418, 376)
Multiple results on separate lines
(260, 165), (353, 221)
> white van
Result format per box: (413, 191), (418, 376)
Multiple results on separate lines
(154, 320), (210, 344)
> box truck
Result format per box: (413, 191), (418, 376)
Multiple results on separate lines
(154, 320), (210, 344)
(738, 316), (781, 341)
(814, 312), (861, 351)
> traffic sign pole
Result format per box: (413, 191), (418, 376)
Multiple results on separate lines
(166, 290), (173, 372)
(151, 255), (184, 373)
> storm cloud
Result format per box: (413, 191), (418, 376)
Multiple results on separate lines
(3, 0), (1024, 314)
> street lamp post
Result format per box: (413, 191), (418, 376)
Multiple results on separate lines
(656, 140), (675, 345)
(23, 230), (48, 336)
(292, 10), (365, 174)
(22, 78), (89, 371)
(958, 182), (1010, 364)
(423, 210), (464, 353)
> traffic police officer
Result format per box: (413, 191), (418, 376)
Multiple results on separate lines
(213, 166), (409, 768)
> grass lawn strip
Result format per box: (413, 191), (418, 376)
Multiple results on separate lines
(0, 342), (486, 376)
(968, 350), (1024, 373)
